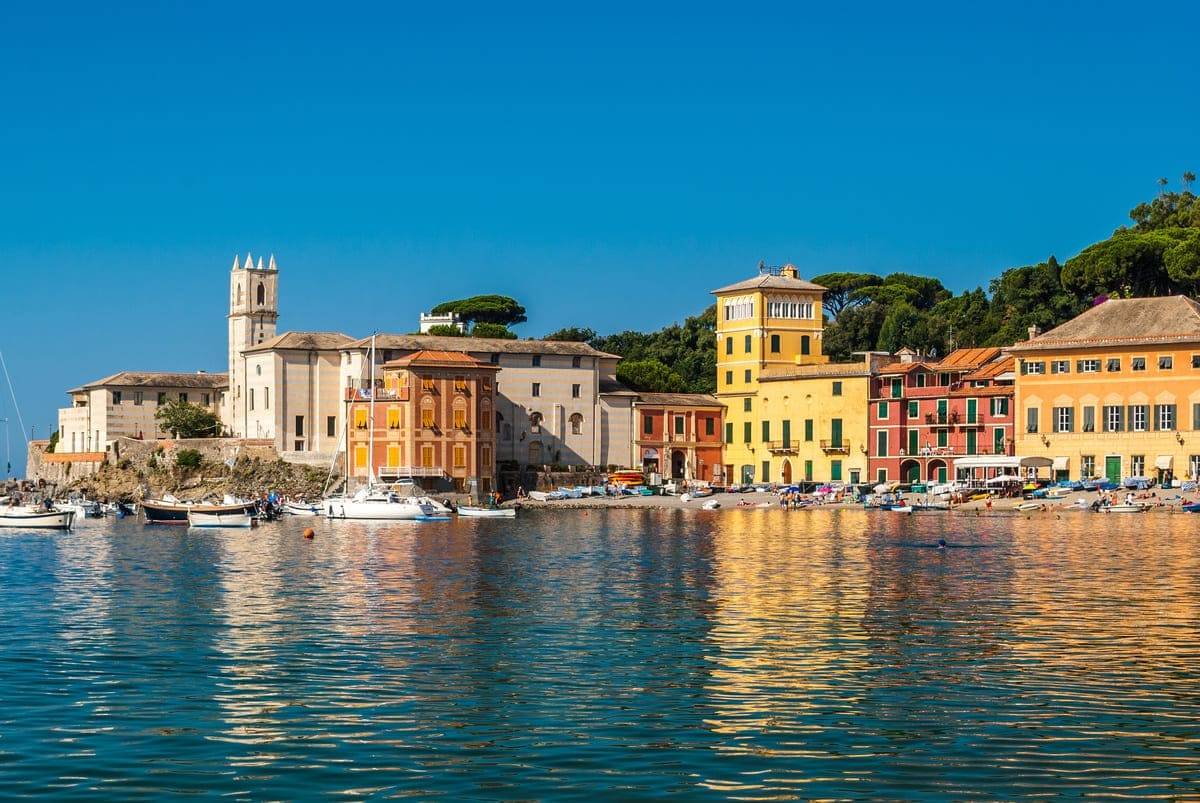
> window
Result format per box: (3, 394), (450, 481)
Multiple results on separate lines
(422, 445), (436, 468)
(1160, 356), (1174, 370)
(454, 376), (467, 392)
(766, 299), (814, 319)
(256, 364), (262, 376)
(907, 400), (918, 417)
(1132, 357), (1146, 371)
(354, 407), (368, 430)
(1078, 358), (1100, 373)
(1106, 358), (1121, 372)
(877, 468), (888, 484)
(761, 461), (771, 483)
(264, 388), (269, 409)
(744, 334), (752, 353)
(572, 383), (581, 399)
(532, 355), (542, 367)
(1156, 404), (1176, 431)
(249, 389), (254, 411)
(569, 413), (584, 435)
(530, 412), (543, 433)
(1026, 406), (1039, 434)
(1082, 455), (1095, 478)
(1104, 405), (1123, 432)
(990, 397), (1009, 416)
(202, 393), (210, 406)
(878, 401), (888, 419)
(1022, 361), (1045, 375)
(1192, 455), (1200, 480)
(1131, 455), (1145, 476)
(643, 414), (654, 435)
(674, 416), (685, 435)
(743, 422), (752, 443)
(744, 369), (751, 383)
(421, 408), (435, 428)
(112, 391), (122, 404)
(532, 382), (541, 397)
(1051, 360), (1070, 374)
(179, 393), (188, 402)
(832, 381), (842, 396)
(295, 415), (304, 437)
(877, 430), (888, 457)
(256, 282), (265, 305)
(157, 392), (167, 405)
(830, 460), (842, 481)
(915, 372), (928, 388)
(1194, 403), (1200, 430)
(1193, 355), (1200, 369)
(890, 378), (902, 399)
(422, 377), (435, 392)
(770, 334), (781, 353)
(453, 445), (466, 468)
(725, 422), (733, 444)
(572, 356), (582, 368)
(705, 417), (715, 436)
(743, 397), (751, 412)
(805, 460), (814, 481)
(725, 370), (733, 386)
(490, 353), (500, 365)
(503, 423), (513, 441)
(725, 337), (733, 355)
(134, 391), (143, 406)
(723, 299), (755, 320)
(804, 419), (813, 441)
(937, 428), (947, 447)
(327, 416), (337, 437)
(1130, 404), (1148, 432)
(1053, 406), (1073, 433)
(993, 427), (1005, 455)
(761, 421), (770, 442)
(453, 408), (467, 430)
(1082, 406), (1095, 432)
(801, 335), (811, 355)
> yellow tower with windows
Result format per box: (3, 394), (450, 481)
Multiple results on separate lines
(713, 264), (827, 485)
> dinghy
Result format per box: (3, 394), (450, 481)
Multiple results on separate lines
(457, 506), (517, 518)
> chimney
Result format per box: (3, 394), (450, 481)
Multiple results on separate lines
(779, 263), (799, 279)
(1027, 325), (1042, 341)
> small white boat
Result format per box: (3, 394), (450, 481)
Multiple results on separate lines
(0, 507), (76, 530)
(56, 498), (103, 519)
(282, 501), (322, 516)
(888, 504), (914, 513)
(1100, 504), (1148, 513)
(702, 500), (721, 510)
(188, 510), (253, 528)
(457, 506), (517, 518)
(528, 491), (550, 502)
(1017, 502), (1045, 512)
(415, 496), (453, 514)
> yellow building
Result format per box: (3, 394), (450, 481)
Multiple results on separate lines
(713, 264), (877, 485)
(1010, 296), (1200, 484)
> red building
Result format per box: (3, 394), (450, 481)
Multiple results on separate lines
(867, 347), (1015, 485)
(632, 393), (725, 484)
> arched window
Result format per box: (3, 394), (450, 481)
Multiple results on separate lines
(236, 284), (243, 306)
(569, 412), (583, 435)
(530, 412), (543, 433)
(256, 283), (266, 305)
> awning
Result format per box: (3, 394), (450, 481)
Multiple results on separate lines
(1020, 456), (1054, 468)
(952, 456), (1020, 470)
(1156, 455), (1173, 470)
(1052, 456), (1069, 471)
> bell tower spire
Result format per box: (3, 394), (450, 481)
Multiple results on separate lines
(225, 252), (280, 437)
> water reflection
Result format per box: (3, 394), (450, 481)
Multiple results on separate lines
(0, 510), (1199, 798)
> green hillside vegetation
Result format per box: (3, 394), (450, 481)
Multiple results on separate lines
(562, 176), (1200, 391)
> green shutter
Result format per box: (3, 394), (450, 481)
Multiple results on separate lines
(761, 421), (770, 442)
(908, 429), (918, 455)
(831, 418), (843, 446)
(804, 460), (813, 481)
(725, 423), (733, 444)
(761, 461), (770, 483)
(782, 420), (791, 447)
(743, 422), (752, 443)
(830, 460), (842, 481)
(804, 419), (813, 441)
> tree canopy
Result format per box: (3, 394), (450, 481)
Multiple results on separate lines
(155, 399), (223, 439)
(615, 359), (687, 393)
(590, 305), (717, 393)
(431, 295), (527, 327)
(542, 327), (598, 342)
(471, 322), (518, 339)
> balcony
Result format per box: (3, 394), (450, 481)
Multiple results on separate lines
(767, 441), (797, 454)
(345, 387), (406, 401)
(820, 439), (850, 454)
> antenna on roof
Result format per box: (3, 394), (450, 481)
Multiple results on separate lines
(757, 259), (767, 275)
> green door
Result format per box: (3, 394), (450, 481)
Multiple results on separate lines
(908, 429), (918, 455)
(804, 460), (813, 481)
(830, 460), (842, 481)
(830, 418), (843, 447)
(906, 463), (920, 483)
(937, 466), (948, 483)
(782, 420), (791, 448)
(937, 398), (948, 423)
(966, 398), (978, 424)
(966, 430), (977, 455)
(1105, 456), (1121, 484)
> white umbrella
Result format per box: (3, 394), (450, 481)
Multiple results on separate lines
(986, 474), (1020, 485)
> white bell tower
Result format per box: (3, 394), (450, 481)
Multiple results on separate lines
(226, 253), (279, 436)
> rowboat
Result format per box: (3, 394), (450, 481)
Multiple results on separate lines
(187, 510), (253, 528)
(457, 506), (516, 518)
(282, 501), (322, 516)
(143, 495), (257, 525)
(1099, 504), (1148, 513)
(0, 507), (76, 530)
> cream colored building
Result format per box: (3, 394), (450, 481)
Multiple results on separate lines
(57, 371), (227, 454)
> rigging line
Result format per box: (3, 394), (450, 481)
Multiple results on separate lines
(0, 349), (29, 447)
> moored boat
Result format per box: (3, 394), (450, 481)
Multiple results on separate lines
(323, 489), (431, 520)
(188, 510), (253, 528)
(457, 506), (516, 518)
(282, 501), (322, 516)
(0, 506), (76, 530)
(142, 495), (257, 525)
(1099, 503), (1148, 513)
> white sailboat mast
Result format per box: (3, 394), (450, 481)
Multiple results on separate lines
(368, 333), (376, 487)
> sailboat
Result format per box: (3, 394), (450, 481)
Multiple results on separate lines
(323, 334), (432, 521)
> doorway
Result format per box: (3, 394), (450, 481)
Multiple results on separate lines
(1105, 455), (1121, 484)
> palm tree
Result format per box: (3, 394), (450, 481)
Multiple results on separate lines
(1184, 171), (1196, 193)
(1158, 176), (1170, 195)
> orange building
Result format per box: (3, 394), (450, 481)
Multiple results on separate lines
(631, 393), (725, 483)
(345, 350), (500, 493)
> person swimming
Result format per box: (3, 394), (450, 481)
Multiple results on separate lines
(937, 538), (947, 549)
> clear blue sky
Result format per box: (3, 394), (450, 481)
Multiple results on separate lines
(1, 1), (1196, 474)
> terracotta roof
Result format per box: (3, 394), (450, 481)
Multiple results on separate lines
(711, 272), (826, 295)
(384, 350), (496, 369)
(963, 355), (1015, 382)
(930, 347), (1002, 371)
(760, 362), (872, 381)
(69, 371), (229, 393)
(1008, 296), (1200, 353)
(633, 392), (723, 407)
(244, 331), (354, 353)
(875, 361), (931, 376)
(345, 333), (619, 358)
(949, 385), (1013, 398)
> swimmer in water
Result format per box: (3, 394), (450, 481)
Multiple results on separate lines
(937, 538), (947, 549)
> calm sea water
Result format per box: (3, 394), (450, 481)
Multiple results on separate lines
(2, 509), (1199, 799)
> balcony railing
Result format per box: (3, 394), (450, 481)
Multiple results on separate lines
(767, 441), (797, 454)
(377, 466), (446, 479)
(345, 388), (405, 401)
(820, 439), (851, 454)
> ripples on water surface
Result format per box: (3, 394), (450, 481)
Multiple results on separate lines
(2, 510), (1200, 798)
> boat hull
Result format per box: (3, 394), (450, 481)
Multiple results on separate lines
(282, 502), (321, 517)
(457, 506), (516, 518)
(0, 509), (76, 530)
(323, 499), (429, 520)
(188, 511), (253, 528)
(142, 500), (257, 525)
